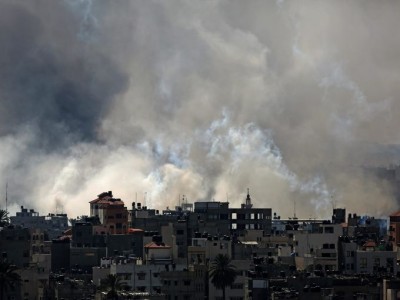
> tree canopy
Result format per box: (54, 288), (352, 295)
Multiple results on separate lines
(100, 274), (126, 300)
(0, 210), (9, 227)
(209, 254), (237, 300)
(0, 261), (21, 300)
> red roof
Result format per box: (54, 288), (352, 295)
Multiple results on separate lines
(128, 228), (144, 234)
(390, 211), (400, 217)
(144, 242), (171, 249)
(89, 198), (124, 206)
(363, 241), (376, 248)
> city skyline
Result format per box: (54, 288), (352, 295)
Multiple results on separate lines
(1, 1), (400, 219)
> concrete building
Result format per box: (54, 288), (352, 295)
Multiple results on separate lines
(389, 211), (400, 251)
(106, 229), (144, 258)
(229, 190), (272, 235)
(10, 206), (68, 240)
(0, 226), (31, 268)
(89, 191), (129, 234)
(70, 247), (107, 272)
(194, 201), (231, 236)
(355, 241), (397, 275)
(160, 265), (207, 300)
(293, 223), (342, 271)
(51, 237), (70, 272)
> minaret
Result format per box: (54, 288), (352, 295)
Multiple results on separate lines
(245, 188), (253, 209)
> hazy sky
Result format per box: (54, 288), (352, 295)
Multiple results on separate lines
(1, 0), (400, 219)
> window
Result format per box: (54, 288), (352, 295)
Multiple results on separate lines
(176, 230), (184, 235)
(387, 258), (394, 268)
(137, 272), (146, 280)
(360, 258), (367, 268)
(123, 274), (131, 280)
(184, 280), (191, 286)
(324, 227), (334, 233)
(231, 283), (243, 289)
(374, 258), (380, 267)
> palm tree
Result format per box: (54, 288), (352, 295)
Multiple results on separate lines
(0, 261), (21, 300)
(100, 274), (125, 300)
(0, 210), (9, 227)
(209, 254), (237, 300)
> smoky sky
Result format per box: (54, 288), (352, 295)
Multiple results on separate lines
(0, 1), (128, 147)
(2, 0), (400, 219)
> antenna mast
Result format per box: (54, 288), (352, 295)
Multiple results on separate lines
(5, 183), (8, 213)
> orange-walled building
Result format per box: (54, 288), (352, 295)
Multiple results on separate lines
(89, 191), (128, 234)
(389, 211), (400, 251)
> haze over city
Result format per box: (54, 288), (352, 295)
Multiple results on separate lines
(1, 0), (400, 219)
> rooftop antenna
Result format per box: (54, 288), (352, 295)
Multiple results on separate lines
(5, 182), (8, 213)
(293, 198), (297, 220)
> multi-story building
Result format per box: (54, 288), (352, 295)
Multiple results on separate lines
(89, 191), (129, 234)
(10, 206), (68, 240)
(293, 223), (342, 272)
(355, 241), (397, 275)
(194, 190), (272, 237)
(229, 190), (272, 235)
(0, 226), (31, 268)
(389, 210), (400, 251)
(160, 265), (207, 300)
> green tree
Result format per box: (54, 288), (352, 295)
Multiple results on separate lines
(0, 210), (9, 227)
(209, 254), (237, 300)
(0, 261), (21, 300)
(100, 274), (125, 300)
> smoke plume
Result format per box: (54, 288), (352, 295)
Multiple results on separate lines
(1, 0), (400, 219)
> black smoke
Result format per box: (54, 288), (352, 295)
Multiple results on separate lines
(0, 1), (128, 149)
